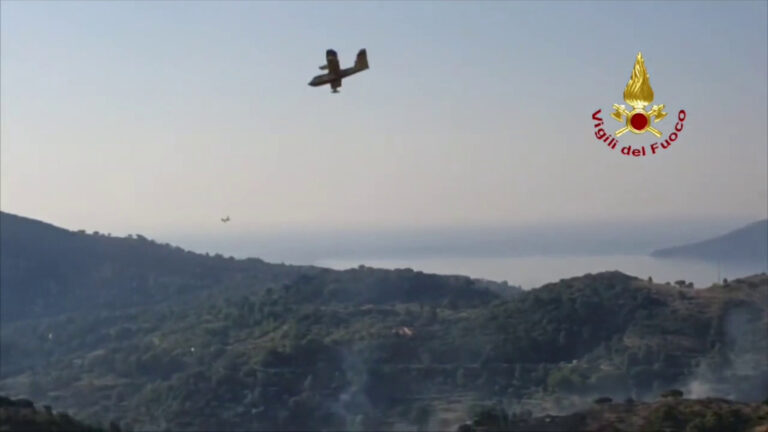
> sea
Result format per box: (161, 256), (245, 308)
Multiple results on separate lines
(314, 254), (767, 289)
(165, 221), (767, 290)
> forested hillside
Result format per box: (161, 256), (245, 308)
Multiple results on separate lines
(2, 271), (765, 430)
(0, 212), (312, 323)
(0, 213), (766, 431)
(0, 212), (515, 323)
(462, 396), (768, 431)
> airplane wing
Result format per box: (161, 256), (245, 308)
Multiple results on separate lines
(325, 49), (341, 75)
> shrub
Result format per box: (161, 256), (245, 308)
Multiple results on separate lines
(660, 389), (684, 399)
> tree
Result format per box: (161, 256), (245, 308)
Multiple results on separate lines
(547, 368), (583, 392)
(654, 405), (682, 430)
(443, 297), (459, 310)
(456, 423), (475, 432)
(470, 404), (509, 430)
(685, 409), (749, 432)
(660, 388), (684, 399)
(411, 403), (432, 432)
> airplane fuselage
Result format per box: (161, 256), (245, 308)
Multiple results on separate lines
(309, 49), (368, 93)
(308, 67), (363, 87)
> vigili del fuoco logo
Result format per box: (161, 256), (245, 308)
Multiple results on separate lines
(592, 52), (687, 157)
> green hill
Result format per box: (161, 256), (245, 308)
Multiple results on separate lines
(0, 212), (313, 323)
(0, 212), (513, 324)
(462, 396), (768, 431)
(3, 271), (765, 430)
(1, 213), (766, 431)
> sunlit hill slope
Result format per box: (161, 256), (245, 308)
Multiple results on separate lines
(0, 212), (765, 431)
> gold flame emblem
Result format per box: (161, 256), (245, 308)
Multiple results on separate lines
(611, 52), (667, 137)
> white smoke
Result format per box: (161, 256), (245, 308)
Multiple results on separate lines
(684, 304), (768, 401)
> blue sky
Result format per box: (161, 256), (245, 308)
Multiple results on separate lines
(1, 1), (766, 235)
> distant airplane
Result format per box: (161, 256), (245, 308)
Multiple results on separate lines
(221, 216), (230, 223)
(308, 49), (369, 93)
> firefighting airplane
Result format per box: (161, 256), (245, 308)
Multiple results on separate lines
(308, 49), (369, 93)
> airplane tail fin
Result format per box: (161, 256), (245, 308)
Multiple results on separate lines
(354, 49), (368, 70)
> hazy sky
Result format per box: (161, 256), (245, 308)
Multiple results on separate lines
(2, 1), (766, 236)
